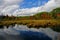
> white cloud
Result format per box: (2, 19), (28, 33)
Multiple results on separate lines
(13, 7), (39, 16)
(1, 5), (19, 16)
(42, 0), (60, 11)
(4, 0), (23, 5)
(0, 0), (23, 16)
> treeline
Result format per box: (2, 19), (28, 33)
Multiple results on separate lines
(0, 7), (60, 20)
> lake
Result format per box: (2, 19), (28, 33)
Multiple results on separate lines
(0, 24), (60, 40)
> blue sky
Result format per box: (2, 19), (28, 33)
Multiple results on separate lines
(1, 0), (60, 16)
(20, 0), (49, 8)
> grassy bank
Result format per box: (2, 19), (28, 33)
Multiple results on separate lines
(0, 19), (60, 32)
(0, 19), (60, 27)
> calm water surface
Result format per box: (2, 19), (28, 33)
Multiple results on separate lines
(0, 24), (59, 40)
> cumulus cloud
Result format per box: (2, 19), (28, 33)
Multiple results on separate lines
(1, 5), (19, 16)
(1, 0), (23, 5)
(0, 0), (60, 16)
(13, 7), (39, 16)
(41, 0), (60, 11)
(0, 0), (23, 16)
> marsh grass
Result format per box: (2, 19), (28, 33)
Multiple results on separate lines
(0, 19), (60, 32)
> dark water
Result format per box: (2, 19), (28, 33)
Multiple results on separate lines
(19, 31), (52, 40)
(0, 24), (55, 40)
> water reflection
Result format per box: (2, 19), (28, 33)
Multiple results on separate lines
(0, 24), (59, 40)
(20, 31), (52, 40)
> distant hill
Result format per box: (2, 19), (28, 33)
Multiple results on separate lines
(51, 7), (60, 13)
(33, 7), (60, 19)
(51, 7), (60, 19)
